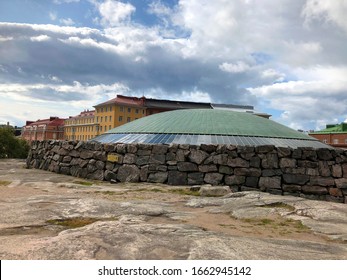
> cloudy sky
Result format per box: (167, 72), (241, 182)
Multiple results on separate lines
(1, 0), (347, 130)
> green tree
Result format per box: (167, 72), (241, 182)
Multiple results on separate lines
(0, 127), (29, 159)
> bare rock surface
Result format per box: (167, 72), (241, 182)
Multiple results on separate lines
(0, 159), (346, 260)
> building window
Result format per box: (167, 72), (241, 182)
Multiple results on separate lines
(100, 117), (103, 122)
(101, 107), (103, 112)
(100, 126), (102, 132)
(105, 107), (108, 112)
(109, 125), (111, 130)
(128, 108), (131, 113)
(120, 106), (124, 112)
(119, 116), (123, 122)
(323, 139), (327, 144)
(109, 116), (112, 122)
(104, 125), (107, 131)
(345, 138), (347, 144)
(127, 117), (131, 122)
(96, 116), (99, 122)
(135, 109), (139, 114)
(333, 139), (339, 144)
(105, 116), (108, 122)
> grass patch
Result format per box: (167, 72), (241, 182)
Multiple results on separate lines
(72, 180), (93, 186)
(240, 216), (310, 234)
(0, 180), (11, 186)
(258, 202), (295, 211)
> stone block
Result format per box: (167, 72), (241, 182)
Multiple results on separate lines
(188, 172), (204, 185)
(316, 148), (333, 160)
(204, 173), (224, 185)
(168, 171), (187, 185)
(152, 145), (168, 154)
(117, 165), (140, 182)
(332, 165), (342, 178)
(136, 156), (149, 166)
(199, 164), (218, 173)
(140, 165), (149, 181)
(188, 149), (209, 164)
(200, 144), (217, 153)
(148, 172), (168, 183)
(279, 158), (296, 168)
(176, 149), (190, 161)
(123, 154), (136, 164)
(302, 149), (317, 161)
(318, 161), (331, 177)
(259, 176), (281, 190)
(95, 160), (105, 170)
(335, 178), (347, 189)
(199, 186), (231, 197)
(277, 147), (292, 158)
(116, 144), (127, 153)
(309, 177), (335, 187)
(104, 170), (117, 181)
(261, 153), (279, 169)
(249, 157), (261, 168)
(329, 188), (343, 197)
(234, 168), (261, 177)
(213, 154), (228, 165)
(283, 174), (309, 185)
(283, 184), (301, 192)
(177, 162), (198, 172)
(302, 185), (328, 195)
(224, 175), (245, 185)
(93, 151), (106, 161)
(219, 165), (233, 175)
(87, 169), (104, 181)
(80, 149), (94, 159)
(149, 154), (166, 164)
(255, 145), (275, 153)
(126, 144), (138, 154)
(227, 157), (249, 168)
(245, 177), (258, 187)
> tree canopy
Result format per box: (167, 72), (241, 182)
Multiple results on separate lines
(0, 127), (29, 159)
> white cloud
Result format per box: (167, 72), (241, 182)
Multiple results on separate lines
(302, 0), (347, 32)
(97, 0), (136, 27)
(219, 61), (251, 73)
(30, 35), (50, 42)
(49, 12), (57, 21)
(59, 18), (75, 26)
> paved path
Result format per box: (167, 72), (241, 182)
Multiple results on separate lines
(0, 159), (346, 259)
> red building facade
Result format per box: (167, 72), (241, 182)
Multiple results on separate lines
(21, 117), (65, 143)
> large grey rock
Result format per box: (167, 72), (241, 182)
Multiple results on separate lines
(283, 174), (309, 185)
(168, 171), (187, 185)
(199, 186), (231, 197)
(117, 165), (140, 182)
(204, 173), (224, 185)
(259, 176), (281, 190)
(148, 172), (168, 183)
(188, 172), (204, 185)
(224, 175), (245, 185)
(177, 162), (198, 172)
(188, 149), (209, 164)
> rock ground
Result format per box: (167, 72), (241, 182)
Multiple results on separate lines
(0, 159), (346, 259)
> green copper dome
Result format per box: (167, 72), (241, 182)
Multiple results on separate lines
(92, 109), (330, 148)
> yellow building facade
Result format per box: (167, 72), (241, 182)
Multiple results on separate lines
(94, 96), (146, 136)
(64, 110), (96, 141)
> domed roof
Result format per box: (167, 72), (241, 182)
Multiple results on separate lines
(92, 109), (330, 148)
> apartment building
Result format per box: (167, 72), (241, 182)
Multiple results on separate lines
(21, 117), (65, 143)
(64, 110), (96, 141)
(309, 123), (347, 149)
(93, 95), (147, 136)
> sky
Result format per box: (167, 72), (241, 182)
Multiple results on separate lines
(1, 0), (347, 130)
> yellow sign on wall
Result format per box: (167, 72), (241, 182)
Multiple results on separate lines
(107, 153), (119, 162)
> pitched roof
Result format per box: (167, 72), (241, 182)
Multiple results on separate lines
(94, 95), (145, 107)
(24, 117), (65, 127)
(310, 123), (347, 134)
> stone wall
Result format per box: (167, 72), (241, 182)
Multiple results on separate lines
(27, 140), (347, 203)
